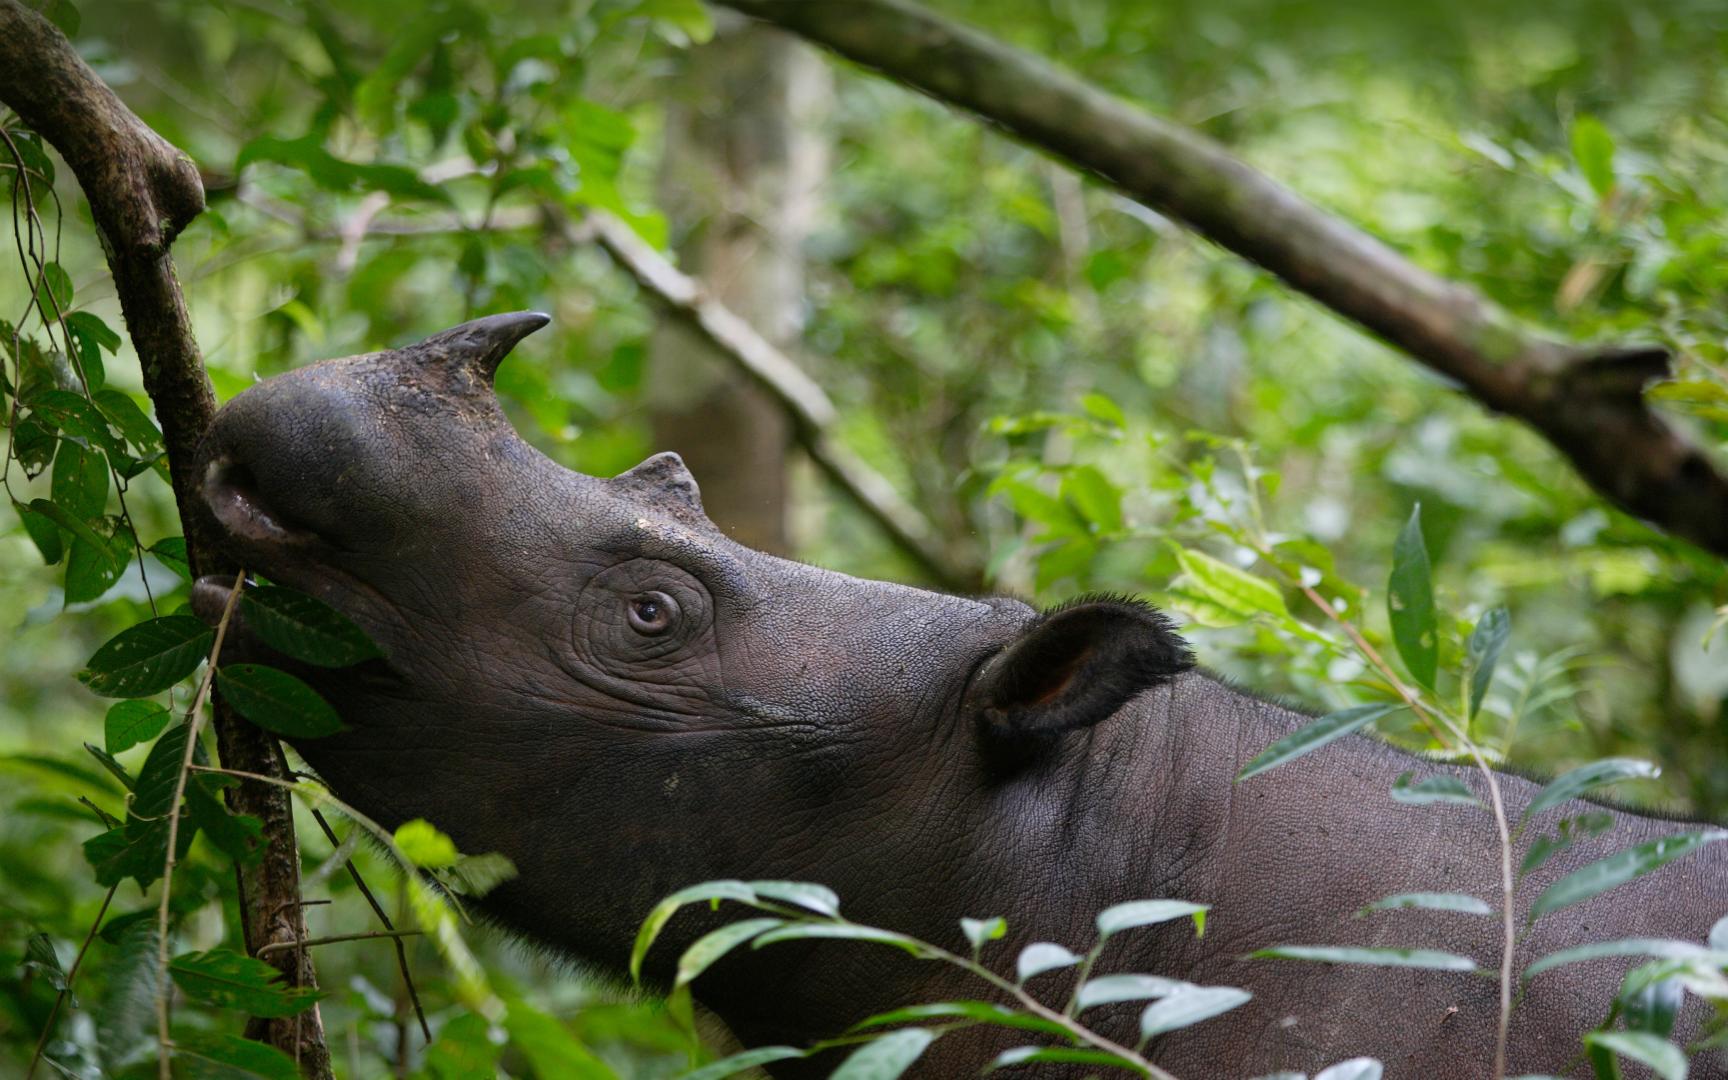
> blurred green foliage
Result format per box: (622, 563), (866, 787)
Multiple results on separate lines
(3, 0), (1726, 1075)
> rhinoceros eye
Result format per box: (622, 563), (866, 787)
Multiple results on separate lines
(627, 591), (678, 636)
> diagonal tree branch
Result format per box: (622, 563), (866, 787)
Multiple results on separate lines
(721, 0), (1728, 559)
(0, 2), (332, 1073)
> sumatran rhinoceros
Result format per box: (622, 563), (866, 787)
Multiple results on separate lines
(192, 313), (1727, 1079)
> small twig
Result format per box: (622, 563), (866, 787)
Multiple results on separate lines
(25, 884), (117, 1080)
(256, 929), (423, 959)
(155, 568), (244, 1080)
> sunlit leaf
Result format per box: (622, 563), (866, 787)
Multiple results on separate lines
(752, 922), (925, 955)
(1522, 758), (1660, 821)
(830, 1027), (936, 1080)
(1015, 941), (1081, 982)
(394, 818), (459, 868)
(748, 880), (840, 917)
(1581, 1031), (1685, 1080)
(675, 918), (783, 989)
(1530, 830), (1727, 919)
(1096, 899), (1208, 939)
(987, 1046), (1143, 1073)
(961, 916), (1007, 952)
(1139, 985), (1252, 1039)
(851, 1001), (1067, 1038)
(1571, 114), (1617, 198)
(1358, 892), (1492, 916)
(632, 880), (757, 982)
(1387, 505), (1437, 690)
(1524, 938), (1720, 979)
(1076, 973), (1188, 1010)
(1174, 545), (1288, 622)
(1251, 945), (1479, 972)
(1237, 703), (1401, 781)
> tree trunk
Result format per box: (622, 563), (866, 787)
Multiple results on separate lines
(647, 14), (830, 555)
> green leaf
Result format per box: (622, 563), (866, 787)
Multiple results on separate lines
(1521, 811), (1615, 877)
(1015, 941), (1081, 982)
(1063, 465), (1123, 533)
(1315, 1061), (1384, 1080)
(675, 918), (784, 989)
(92, 387), (161, 451)
(1139, 985), (1252, 1039)
(64, 515), (130, 604)
(674, 1047), (810, 1080)
(239, 586), (382, 667)
(169, 948), (323, 1017)
(1391, 771), (1483, 808)
(1079, 393), (1127, 429)
(105, 699), (171, 754)
(84, 741), (135, 790)
(831, 1028), (937, 1080)
(187, 777), (264, 865)
(173, 1030), (303, 1080)
(1571, 114), (1617, 199)
(394, 818), (459, 867)
(747, 880), (839, 917)
(503, 1001), (618, 1079)
(851, 1001), (1068, 1038)
(96, 921), (159, 1073)
(1359, 892), (1492, 916)
(1237, 703), (1401, 781)
(632, 880), (757, 982)
(961, 916), (1006, 952)
(23, 933), (67, 990)
(1250, 945), (1479, 971)
(1174, 545), (1288, 623)
(78, 615), (212, 697)
(987, 1046), (1144, 1073)
(1467, 606), (1510, 719)
(216, 664), (345, 737)
(443, 852), (518, 897)
(13, 498), (63, 564)
(1581, 1032), (1685, 1080)
(1530, 830), (1727, 919)
(1076, 973), (1187, 1010)
(752, 922), (925, 955)
(1623, 976), (1684, 1037)
(148, 536), (190, 581)
(1096, 899), (1209, 939)
(36, 261), (72, 318)
(1523, 758), (1661, 821)
(29, 389), (124, 454)
(425, 1012), (503, 1080)
(1387, 505), (1437, 690)
(52, 437), (108, 521)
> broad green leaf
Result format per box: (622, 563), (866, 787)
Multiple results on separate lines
(1015, 941), (1081, 982)
(851, 1001), (1068, 1038)
(1316, 1060), (1384, 1080)
(675, 918), (783, 989)
(96, 921), (159, 1073)
(105, 699), (171, 753)
(1251, 945), (1479, 972)
(961, 916), (1007, 952)
(1391, 771), (1482, 808)
(1624, 976), (1684, 1037)
(1530, 830), (1727, 919)
(1387, 506), (1437, 690)
(1237, 703), (1401, 781)
(503, 1002), (618, 1080)
(169, 948), (323, 1017)
(1525, 938), (1722, 979)
(84, 741), (135, 790)
(64, 515), (130, 604)
(186, 778), (264, 865)
(13, 498), (63, 564)
(52, 437), (108, 522)
(987, 1046), (1144, 1073)
(239, 586), (382, 667)
(1572, 114), (1617, 198)
(1063, 465), (1124, 533)
(1175, 545), (1288, 622)
(425, 1012), (502, 1080)
(1467, 607), (1510, 719)
(1096, 899), (1209, 939)
(173, 1031), (301, 1080)
(674, 1047), (810, 1080)
(831, 1027), (937, 1080)
(1581, 1032), (1685, 1080)
(1139, 985), (1252, 1039)
(216, 664), (345, 737)
(149, 536), (191, 581)
(1359, 892), (1492, 916)
(394, 818), (459, 868)
(752, 922), (925, 955)
(128, 719), (192, 823)
(92, 387), (161, 451)
(747, 880), (840, 917)
(78, 615), (213, 697)
(29, 390), (125, 454)
(36, 261), (72, 318)
(1080, 393), (1127, 428)
(1076, 973), (1188, 1010)
(632, 880), (757, 982)
(1523, 758), (1661, 821)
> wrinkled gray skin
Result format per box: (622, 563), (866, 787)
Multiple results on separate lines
(193, 314), (1726, 1079)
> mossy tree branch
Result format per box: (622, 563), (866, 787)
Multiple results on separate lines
(723, 0), (1728, 559)
(0, 2), (331, 1072)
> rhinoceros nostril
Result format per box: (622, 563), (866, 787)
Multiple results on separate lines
(203, 455), (317, 547)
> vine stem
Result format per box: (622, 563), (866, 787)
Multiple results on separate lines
(255, 929), (423, 959)
(155, 568), (245, 1080)
(1277, 565), (1517, 1080)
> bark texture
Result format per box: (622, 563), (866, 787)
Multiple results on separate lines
(0, 2), (330, 1073)
(722, 0), (1728, 559)
(648, 16), (830, 554)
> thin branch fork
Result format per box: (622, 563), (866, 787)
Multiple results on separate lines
(721, 0), (1728, 559)
(0, 2), (331, 1072)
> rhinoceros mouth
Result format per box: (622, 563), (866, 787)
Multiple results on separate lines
(203, 454), (321, 550)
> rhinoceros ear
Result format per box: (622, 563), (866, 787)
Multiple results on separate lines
(971, 597), (1193, 742)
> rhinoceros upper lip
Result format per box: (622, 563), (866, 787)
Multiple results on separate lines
(203, 454), (319, 549)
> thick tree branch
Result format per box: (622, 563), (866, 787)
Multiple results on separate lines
(722, 0), (1728, 558)
(578, 212), (981, 590)
(0, 2), (331, 1073)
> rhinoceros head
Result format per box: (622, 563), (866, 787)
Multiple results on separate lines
(194, 312), (1191, 975)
